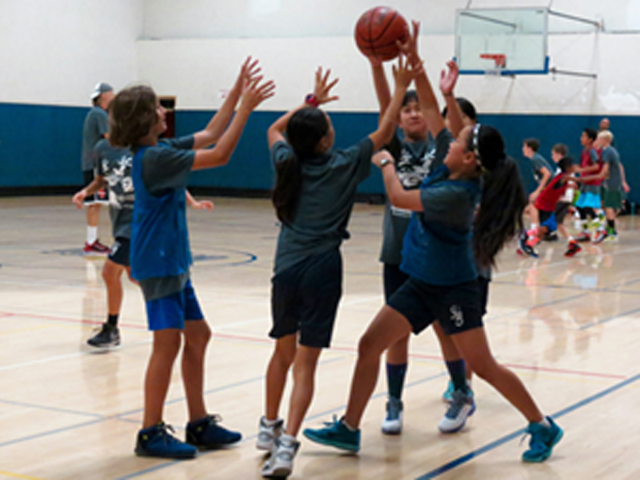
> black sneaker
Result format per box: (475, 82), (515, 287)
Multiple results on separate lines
(87, 323), (120, 348)
(543, 231), (558, 242)
(185, 414), (242, 449)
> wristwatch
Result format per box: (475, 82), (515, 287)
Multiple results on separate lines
(379, 157), (394, 168)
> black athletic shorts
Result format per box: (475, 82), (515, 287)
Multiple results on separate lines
(108, 237), (130, 267)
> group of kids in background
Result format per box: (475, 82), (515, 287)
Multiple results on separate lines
(73, 19), (640, 478)
(517, 120), (630, 260)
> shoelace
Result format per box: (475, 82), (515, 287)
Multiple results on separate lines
(322, 415), (341, 428)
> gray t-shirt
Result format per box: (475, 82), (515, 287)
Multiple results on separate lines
(82, 106), (109, 171)
(272, 137), (374, 275)
(380, 130), (441, 265)
(531, 153), (552, 185)
(136, 135), (196, 301)
(95, 139), (134, 239)
(602, 146), (622, 190)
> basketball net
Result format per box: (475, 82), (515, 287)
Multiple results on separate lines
(480, 53), (506, 76)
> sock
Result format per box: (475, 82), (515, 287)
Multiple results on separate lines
(607, 219), (615, 233)
(107, 314), (119, 327)
(536, 417), (551, 429)
(341, 418), (357, 431)
(445, 359), (469, 394)
(263, 417), (279, 426)
(386, 363), (407, 400)
(87, 226), (98, 244)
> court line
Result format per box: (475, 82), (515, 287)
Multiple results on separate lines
(577, 305), (640, 331)
(0, 418), (104, 449)
(0, 470), (45, 480)
(415, 370), (640, 479)
(0, 398), (103, 419)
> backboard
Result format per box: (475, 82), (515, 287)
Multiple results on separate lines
(455, 7), (549, 76)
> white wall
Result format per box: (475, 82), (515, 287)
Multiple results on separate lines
(136, 0), (640, 115)
(0, 0), (144, 106)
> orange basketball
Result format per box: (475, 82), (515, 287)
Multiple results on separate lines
(354, 7), (410, 61)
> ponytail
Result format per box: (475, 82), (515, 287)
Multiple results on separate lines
(470, 125), (527, 267)
(271, 107), (328, 224)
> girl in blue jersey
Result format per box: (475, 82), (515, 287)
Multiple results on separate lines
(109, 57), (275, 459)
(303, 23), (563, 464)
(259, 60), (418, 478)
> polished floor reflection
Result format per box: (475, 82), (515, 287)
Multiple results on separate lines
(1, 196), (639, 479)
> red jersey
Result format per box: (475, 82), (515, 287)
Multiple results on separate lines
(534, 173), (568, 212)
(580, 147), (604, 186)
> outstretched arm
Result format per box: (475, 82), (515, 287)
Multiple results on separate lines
(368, 56), (420, 151)
(72, 176), (107, 208)
(192, 57), (263, 149)
(192, 75), (275, 170)
(369, 56), (392, 125)
(372, 150), (423, 211)
(267, 67), (340, 149)
(186, 190), (214, 210)
(440, 60), (464, 138)
(399, 21), (446, 140)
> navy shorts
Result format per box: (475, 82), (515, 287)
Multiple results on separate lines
(108, 237), (130, 267)
(383, 263), (410, 302)
(555, 201), (570, 224)
(388, 277), (484, 336)
(145, 280), (204, 331)
(270, 248), (342, 348)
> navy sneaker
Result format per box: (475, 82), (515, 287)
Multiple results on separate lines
(185, 414), (242, 449)
(135, 422), (197, 459)
(303, 416), (360, 452)
(522, 416), (563, 462)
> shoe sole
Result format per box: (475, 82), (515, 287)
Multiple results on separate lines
(522, 427), (564, 463)
(381, 425), (402, 435)
(87, 341), (121, 348)
(262, 465), (292, 478)
(135, 449), (196, 459)
(302, 430), (359, 452)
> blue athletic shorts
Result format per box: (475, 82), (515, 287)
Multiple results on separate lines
(575, 191), (601, 209)
(539, 210), (558, 233)
(145, 280), (204, 331)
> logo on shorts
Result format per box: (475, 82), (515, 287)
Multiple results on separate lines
(450, 305), (464, 327)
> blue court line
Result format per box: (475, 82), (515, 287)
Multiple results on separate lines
(0, 418), (104, 449)
(578, 306), (640, 331)
(0, 398), (103, 419)
(493, 279), (640, 296)
(483, 292), (589, 323)
(415, 370), (640, 479)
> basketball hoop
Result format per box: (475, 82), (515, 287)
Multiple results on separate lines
(480, 53), (507, 76)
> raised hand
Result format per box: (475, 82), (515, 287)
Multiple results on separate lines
(313, 67), (340, 106)
(397, 20), (421, 67)
(232, 56), (262, 94)
(439, 60), (459, 96)
(240, 76), (276, 111)
(392, 54), (422, 90)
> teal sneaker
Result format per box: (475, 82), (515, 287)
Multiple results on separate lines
(303, 416), (360, 452)
(522, 416), (563, 462)
(185, 414), (241, 449)
(135, 422), (197, 459)
(443, 380), (474, 403)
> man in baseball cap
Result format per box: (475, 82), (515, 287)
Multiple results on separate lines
(80, 81), (115, 255)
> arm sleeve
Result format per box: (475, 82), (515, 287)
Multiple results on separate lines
(96, 111), (109, 138)
(143, 147), (195, 196)
(160, 135), (195, 150)
(271, 141), (294, 166)
(344, 137), (374, 182)
(434, 129), (453, 164)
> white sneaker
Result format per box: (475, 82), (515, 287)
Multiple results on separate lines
(381, 397), (403, 435)
(261, 434), (300, 478)
(256, 416), (283, 451)
(438, 390), (475, 433)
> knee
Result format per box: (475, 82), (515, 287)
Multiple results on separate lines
(186, 323), (211, 351)
(357, 333), (382, 361)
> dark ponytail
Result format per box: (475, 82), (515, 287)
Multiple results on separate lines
(272, 108), (328, 223)
(470, 125), (527, 268)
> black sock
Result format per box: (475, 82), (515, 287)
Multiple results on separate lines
(607, 219), (615, 230)
(107, 314), (119, 327)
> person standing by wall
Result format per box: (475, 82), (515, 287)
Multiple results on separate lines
(81, 82), (114, 255)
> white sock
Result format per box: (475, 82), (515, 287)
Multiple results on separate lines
(263, 417), (279, 427)
(341, 418), (357, 431)
(87, 226), (98, 244)
(537, 417), (551, 429)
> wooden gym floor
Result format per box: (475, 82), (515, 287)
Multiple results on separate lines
(1, 196), (639, 479)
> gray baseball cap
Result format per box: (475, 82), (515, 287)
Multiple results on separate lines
(91, 82), (113, 100)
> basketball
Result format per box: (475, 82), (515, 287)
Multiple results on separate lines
(354, 7), (410, 61)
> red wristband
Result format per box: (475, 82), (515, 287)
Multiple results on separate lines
(305, 94), (319, 108)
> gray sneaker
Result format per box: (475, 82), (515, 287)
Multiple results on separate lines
(438, 389), (475, 433)
(256, 416), (283, 451)
(381, 397), (403, 435)
(261, 434), (299, 478)
(87, 323), (120, 348)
